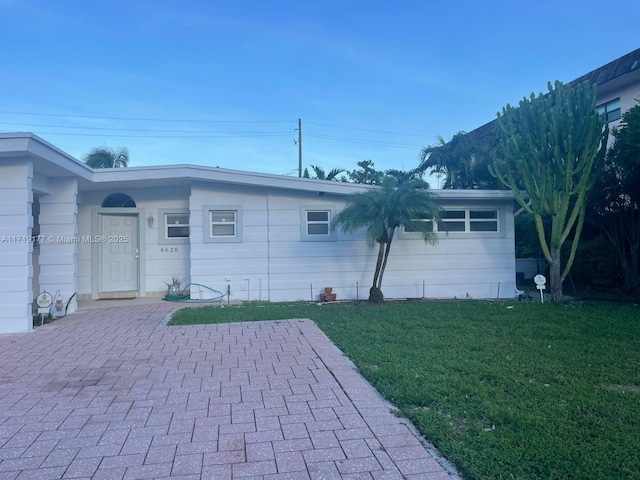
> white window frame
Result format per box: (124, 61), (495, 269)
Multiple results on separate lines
(203, 205), (243, 243)
(158, 209), (190, 245)
(438, 210), (467, 232)
(469, 209), (499, 232)
(403, 214), (435, 233)
(300, 206), (337, 242)
(400, 207), (501, 238)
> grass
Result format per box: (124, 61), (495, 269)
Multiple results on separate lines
(170, 300), (640, 479)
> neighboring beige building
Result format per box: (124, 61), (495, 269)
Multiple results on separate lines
(471, 48), (640, 148)
(573, 47), (640, 131)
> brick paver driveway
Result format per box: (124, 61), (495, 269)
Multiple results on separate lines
(0, 303), (457, 479)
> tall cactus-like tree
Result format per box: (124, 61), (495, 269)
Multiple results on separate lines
(490, 80), (606, 303)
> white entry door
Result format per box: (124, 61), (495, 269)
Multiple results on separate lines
(100, 215), (139, 292)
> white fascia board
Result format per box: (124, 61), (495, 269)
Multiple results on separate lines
(0, 133), (93, 180)
(431, 189), (517, 201)
(90, 164), (373, 195)
(0, 133), (517, 202)
(91, 165), (518, 200)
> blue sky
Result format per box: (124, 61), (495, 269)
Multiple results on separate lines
(1, 0), (638, 178)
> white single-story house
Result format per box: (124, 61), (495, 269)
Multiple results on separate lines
(0, 132), (518, 333)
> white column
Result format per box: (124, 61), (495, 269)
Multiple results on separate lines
(0, 159), (34, 333)
(38, 177), (79, 316)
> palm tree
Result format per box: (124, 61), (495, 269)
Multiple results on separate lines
(331, 176), (439, 303)
(303, 165), (346, 181)
(83, 146), (129, 168)
(418, 131), (497, 189)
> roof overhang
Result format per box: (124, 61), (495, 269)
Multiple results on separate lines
(0, 132), (93, 183)
(0, 132), (516, 201)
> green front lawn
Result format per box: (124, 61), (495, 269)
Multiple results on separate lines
(170, 300), (640, 479)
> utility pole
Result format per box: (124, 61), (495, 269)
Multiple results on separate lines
(297, 118), (302, 177)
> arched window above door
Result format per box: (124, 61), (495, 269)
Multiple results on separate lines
(102, 193), (136, 208)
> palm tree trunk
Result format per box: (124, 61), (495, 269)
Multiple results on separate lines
(370, 240), (386, 303)
(376, 230), (395, 290)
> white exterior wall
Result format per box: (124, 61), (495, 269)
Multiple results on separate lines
(136, 187), (191, 295)
(38, 177), (79, 315)
(189, 182), (269, 302)
(77, 186), (190, 297)
(0, 159), (34, 333)
(266, 190), (368, 302)
(189, 183), (517, 302)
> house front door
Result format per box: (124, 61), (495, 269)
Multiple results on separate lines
(100, 214), (139, 293)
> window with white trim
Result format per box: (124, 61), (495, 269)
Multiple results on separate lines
(404, 213), (434, 233)
(300, 206), (337, 241)
(158, 209), (190, 245)
(438, 210), (466, 232)
(469, 210), (498, 231)
(306, 210), (330, 235)
(203, 205), (243, 243)
(402, 208), (499, 234)
(166, 213), (190, 238)
(211, 210), (236, 237)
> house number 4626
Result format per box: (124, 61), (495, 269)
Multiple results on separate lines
(160, 247), (178, 253)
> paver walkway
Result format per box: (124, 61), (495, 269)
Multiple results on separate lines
(0, 303), (458, 479)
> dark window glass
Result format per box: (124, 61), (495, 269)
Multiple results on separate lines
(308, 224), (329, 235)
(307, 211), (329, 222)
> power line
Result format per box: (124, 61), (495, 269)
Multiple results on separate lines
(0, 110), (431, 149)
(0, 121), (289, 135)
(305, 120), (438, 138)
(1, 111), (439, 139)
(0, 110), (291, 124)
(0, 131), (290, 139)
(304, 132), (424, 149)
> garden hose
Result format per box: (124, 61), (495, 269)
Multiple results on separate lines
(163, 283), (230, 303)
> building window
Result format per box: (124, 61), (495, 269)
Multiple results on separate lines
(438, 210), (466, 232)
(404, 214), (434, 233)
(597, 98), (621, 123)
(306, 211), (330, 235)
(401, 208), (499, 235)
(166, 213), (189, 238)
(469, 210), (498, 232)
(203, 205), (243, 243)
(300, 206), (337, 241)
(158, 209), (190, 245)
(211, 210), (236, 237)
(102, 193), (136, 208)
